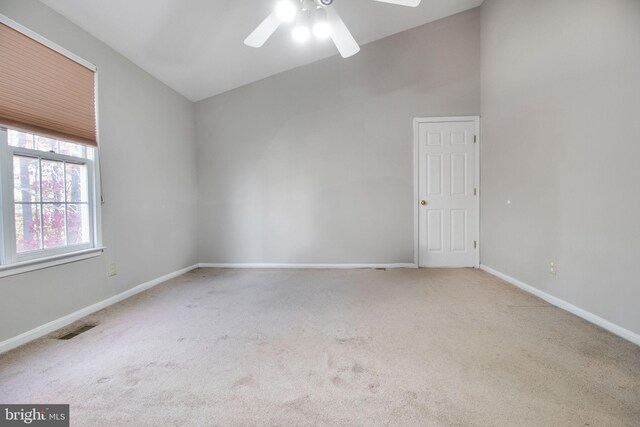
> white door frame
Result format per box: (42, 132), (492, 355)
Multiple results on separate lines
(413, 116), (480, 268)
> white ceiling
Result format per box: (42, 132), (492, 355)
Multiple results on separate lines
(39, 0), (483, 102)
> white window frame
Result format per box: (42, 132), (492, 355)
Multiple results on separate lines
(0, 130), (103, 276)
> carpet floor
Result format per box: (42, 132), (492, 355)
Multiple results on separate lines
(0, 268), (639, 426)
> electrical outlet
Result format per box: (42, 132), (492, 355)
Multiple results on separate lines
(108, 262), (117, 277)
(549, 261), (557, 276)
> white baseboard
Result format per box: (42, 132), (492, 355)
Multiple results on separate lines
(0, 264), (199, 354)
(13, 263), (633, 354)
(480, 264), (640, 347)
(198, 263), (417, 270)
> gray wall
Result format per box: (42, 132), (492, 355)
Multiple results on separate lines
(0, 0), (198, 342)
(196, 9), (480, 264)
(480, 0), (640, 334)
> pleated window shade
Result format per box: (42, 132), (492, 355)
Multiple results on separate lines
(0, 22), (97, 146)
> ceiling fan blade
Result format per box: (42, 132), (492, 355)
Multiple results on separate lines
(244, 12), (282, 48)
(326, 7), (360, 58)
(372, 0), (421, 6)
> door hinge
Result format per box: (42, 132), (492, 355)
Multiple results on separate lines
(474, 241), (477, 249)
(473, 135), (477, 143)
(474, 188), (477, 196)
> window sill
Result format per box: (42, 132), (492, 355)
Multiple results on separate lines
(0, 247), (105, 278)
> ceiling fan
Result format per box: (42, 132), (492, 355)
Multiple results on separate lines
(244, 0), (422, 58)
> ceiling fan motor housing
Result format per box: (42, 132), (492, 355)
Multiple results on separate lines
(316, 0), (334, 7)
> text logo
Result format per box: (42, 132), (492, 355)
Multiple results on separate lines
(1, 405), (68, 427)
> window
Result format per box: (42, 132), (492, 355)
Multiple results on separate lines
(0, 128), (100, 268)
(0, 15), (101, 275)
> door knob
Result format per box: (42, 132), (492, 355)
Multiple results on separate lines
(421, 200), (428, 206)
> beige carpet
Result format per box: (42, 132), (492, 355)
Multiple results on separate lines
(0, 268), (639, 426)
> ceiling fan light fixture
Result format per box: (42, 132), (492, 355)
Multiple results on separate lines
(292, 25), (311, 43)
(275, 0), (298, 23)
(313, 21), (332, 39)
(246, 0), (422, 56)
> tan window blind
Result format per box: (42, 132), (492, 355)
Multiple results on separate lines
(0, 22), (97, 146)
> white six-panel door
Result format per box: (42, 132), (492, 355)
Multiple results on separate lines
(417, 119), (478, 267)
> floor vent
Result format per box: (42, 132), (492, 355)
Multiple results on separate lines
(58, 324), (97, 340)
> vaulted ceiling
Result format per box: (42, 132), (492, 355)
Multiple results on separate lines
(39, 0), (483, 101)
